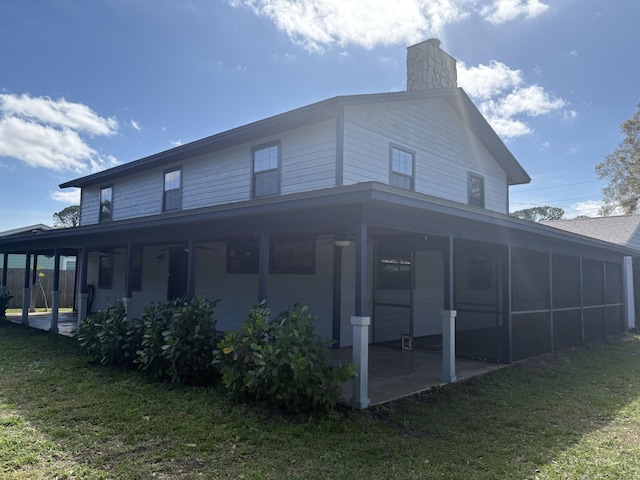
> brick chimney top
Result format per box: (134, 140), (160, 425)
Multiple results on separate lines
(406, 39), (457, 91)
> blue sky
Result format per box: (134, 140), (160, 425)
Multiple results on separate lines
(0, 0), (638, 231)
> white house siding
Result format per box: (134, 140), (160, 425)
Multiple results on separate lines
(342, 99), (508, 213)
(79, 120), (337, 225)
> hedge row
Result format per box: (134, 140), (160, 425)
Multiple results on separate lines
(75, 297), (355, 413)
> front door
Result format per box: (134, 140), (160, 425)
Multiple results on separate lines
(167, 249), (188, 300)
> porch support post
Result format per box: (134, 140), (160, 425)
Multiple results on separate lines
(351, 315), (370, 409)
(186, 239), (197, 301)
(502, 245), (512, 363)
(123, 242), (135, 320)
(441, 310), (457, 382)
(30, 254), (38, 313)
(51, 250), (61, 334)
(579, 257), (585, 343)
(332, 245), (342, 347)
(351, 221), (370, 409)
(1, 252), (7, 296)
(623, 256), (636, 330)
(22, 252), (31, 326)
(549, 252), (554, 352)
(77, 247), (89, 326)
(258, 232), (270, 303)
(441, 236), (456, 382)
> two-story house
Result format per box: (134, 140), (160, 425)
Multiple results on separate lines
(0, 39), (636, 408)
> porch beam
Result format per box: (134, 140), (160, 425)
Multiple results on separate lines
(22, 252), (31, 326)
(51, 249), (61, 334)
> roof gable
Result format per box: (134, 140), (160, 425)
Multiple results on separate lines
(60, 88), (530, 189)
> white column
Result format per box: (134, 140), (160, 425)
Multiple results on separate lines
(51, 290), (60, 334)
(623, 256), (636, 330)
(21, 287), (30, 326)
(441, 310), (457, 383)
(77, 292), (88, 328)
(351, 315), (370, 409)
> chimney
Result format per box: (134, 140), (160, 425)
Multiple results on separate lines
(406, 38), (457, 91)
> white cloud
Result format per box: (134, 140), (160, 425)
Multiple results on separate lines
(230, 0), (550, 52)
(171, 139), (184, 147)
(0, 93), (118, 173)
(568, 200), (603, 218)
(50, 188), (81, 204)
(131, 119), (142, 131)
(458, 62), (567, 138)
(480, 0), (548, 24)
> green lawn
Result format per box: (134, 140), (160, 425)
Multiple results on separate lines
(1, 321), (640, 479)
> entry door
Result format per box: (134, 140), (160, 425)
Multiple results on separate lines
(167, 249), (188, 300)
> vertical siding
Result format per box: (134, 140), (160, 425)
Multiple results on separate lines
(342, 98), (508, 213)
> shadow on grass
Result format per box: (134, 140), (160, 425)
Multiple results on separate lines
(1, 320), (640, 479)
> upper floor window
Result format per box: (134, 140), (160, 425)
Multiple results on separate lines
(163, 168), (182, 212)
(99, 186), (112, 222)
(468, 173), (485, 208)
(252, 143), (280, 197)
(390, 146), (415, 190)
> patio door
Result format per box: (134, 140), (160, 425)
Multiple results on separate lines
(167, 249), (188, 300)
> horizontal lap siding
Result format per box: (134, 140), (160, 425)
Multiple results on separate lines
(79, 120), (336, 225)
(343, 99), (508, 214)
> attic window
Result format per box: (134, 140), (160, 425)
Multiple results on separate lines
(99, 186), (112, 222)
(390, 146), (415, 190)
(252, 142), (280, 197)
(468, 173), (485, 208)
(163, 168), (182, 212)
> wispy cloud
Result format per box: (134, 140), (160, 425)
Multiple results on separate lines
(480, 0), (548, 25)
(0, 93), (119, 173)
(131, 119), (142, 130)
(229, 0), (549, 51)
(458, 61), (567, 138)
(50, 188), (81, 204)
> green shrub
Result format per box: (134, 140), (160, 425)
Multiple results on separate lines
(0, 292), (12, 321)
(75, 300), (139, 366)
(216, 303), (355, 413)
(136, 296), (219, 385)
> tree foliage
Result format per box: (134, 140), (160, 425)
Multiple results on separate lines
(53, 205), (80, 228)
(511, 206), (565, 222)
(596, 103), (640, 215)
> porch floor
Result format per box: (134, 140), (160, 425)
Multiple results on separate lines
(332, 345), (506, 406)
(7, 311), (506, 406)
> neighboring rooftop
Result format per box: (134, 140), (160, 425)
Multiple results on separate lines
(0, 224), (52, 238)
(542, 215), (640, 251)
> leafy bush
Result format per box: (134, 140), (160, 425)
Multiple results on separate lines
(216, 303), (355, 413)
(0, 292), (12, 321)
(75, 300), (140, 366)
(136, 296), (219, 385)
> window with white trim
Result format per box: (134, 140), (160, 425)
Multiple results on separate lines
(468, 173), (485, 208)
(99, 186), (113, 222)
(390, 146), (415, 190)
(163, 168), (182, 212)
(252, 143), (280, 197)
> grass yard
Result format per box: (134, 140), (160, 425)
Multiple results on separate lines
(1, 322), (640, 479)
